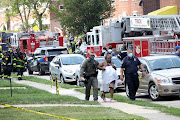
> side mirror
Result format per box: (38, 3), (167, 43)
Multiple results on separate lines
(140, 65), (148, 73)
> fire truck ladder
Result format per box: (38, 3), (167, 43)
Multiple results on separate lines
(150, 40), (178, 54)
(127, 15), (180, 32)
(149, 15), (180, 32)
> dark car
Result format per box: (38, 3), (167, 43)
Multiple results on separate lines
(28, 46), (68, 75)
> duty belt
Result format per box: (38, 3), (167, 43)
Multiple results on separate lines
(125, 73), (138, 75)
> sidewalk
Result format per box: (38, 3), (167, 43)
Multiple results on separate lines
(12, 78), (180, 120)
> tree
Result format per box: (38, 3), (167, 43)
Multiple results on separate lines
(5, 0), (32, 31)
(28, 0), (51, 31)
(50, 0), (114, 35)
(3, 25), (6, 31)
(0, 0), (12, 8)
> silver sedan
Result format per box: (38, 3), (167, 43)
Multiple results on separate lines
(49, 54), (85, 84)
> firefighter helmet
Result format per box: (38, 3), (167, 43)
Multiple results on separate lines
(16, 47), (21, 52)
(8, 48), (13, 53)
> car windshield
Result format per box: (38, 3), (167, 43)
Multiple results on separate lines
(47, 49), (68, 55)
(34, 49), (41, 56)
(96, 58), (121, 68)
(61, 56), (85, 65)
(149, 57), (180, 71)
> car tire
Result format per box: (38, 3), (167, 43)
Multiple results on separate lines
(39, 66), (45, 75)
(76, 77), (80, 86)
(125, 82), (130, 98)
(148, 82), (161, 101)
(60, 75), (65, 84)
(28, 68), (33, 75)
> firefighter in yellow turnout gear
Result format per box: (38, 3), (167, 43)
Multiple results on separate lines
(69, 36), (77, 54)
(14, 48), (27, 80)
(0, 46), (4, 78)
(2, 48), (14, 80)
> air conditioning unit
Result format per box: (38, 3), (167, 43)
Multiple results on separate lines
(133, 11), (138, 16)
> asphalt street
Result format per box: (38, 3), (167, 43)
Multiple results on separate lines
(23, 71), (180, 109)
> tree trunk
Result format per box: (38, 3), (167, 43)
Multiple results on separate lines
(38, 15), (43, 31)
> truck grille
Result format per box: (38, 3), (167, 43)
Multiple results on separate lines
(172, 77), (180, 84)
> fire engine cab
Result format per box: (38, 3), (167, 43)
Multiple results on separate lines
(86, 22), (123, 56)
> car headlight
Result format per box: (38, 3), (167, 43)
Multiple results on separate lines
(64, 69), (73, 73)
(155, 76), (169, 83)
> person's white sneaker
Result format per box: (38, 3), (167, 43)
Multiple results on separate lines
(110, 98), (114, 103)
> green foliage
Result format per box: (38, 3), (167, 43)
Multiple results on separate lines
(0, 0), (12, 8)
(28, 0), (52, 31)
(50, 0), (115, 35)
(5, 0), (32, 31)
(3, 25), (6, 31)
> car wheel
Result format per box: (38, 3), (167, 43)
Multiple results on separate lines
(28, 68), (33, 75)
(60, 75), (65, 84)
(39, 66), (45, 75)
(148, 82), (161, 101)
(125, 82), (129, 98)
(76, 77), (84, 86)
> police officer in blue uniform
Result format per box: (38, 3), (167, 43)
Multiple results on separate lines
(175, 46), (180, 56)
(118, 44), (127, 61)
(120, 49), (145, 101)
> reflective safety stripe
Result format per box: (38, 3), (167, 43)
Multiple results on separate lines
(25, 62), (27, 64)
(121, 50), (127, 53)
(2, 62), (6, 65)
(5, 58), (8, 60)
(13, 58), (17, 60)
(7, 76), (10, 78)
(16, 59), (23, 62)
(17, 75), (22, 77)
(0, 75), (3, 77)
(13, 63), (16, 66)
(16, 65), (24, 68)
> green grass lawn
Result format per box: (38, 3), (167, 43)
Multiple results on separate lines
(0, 79), (97, 105)
(75, 88), (180, 117)
(0, 106), (146, 120)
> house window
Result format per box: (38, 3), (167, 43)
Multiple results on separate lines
(59, 5), (64, 10)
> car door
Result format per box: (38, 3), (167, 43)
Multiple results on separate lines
(52, 57), (61, 80)
(32, 50), (42, 71)
(56, 58), (62, 80)
(138, 59), (150, 94)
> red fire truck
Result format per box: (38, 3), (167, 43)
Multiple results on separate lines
(20, 33), (63, 56)
(85, 15), (180, 57)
